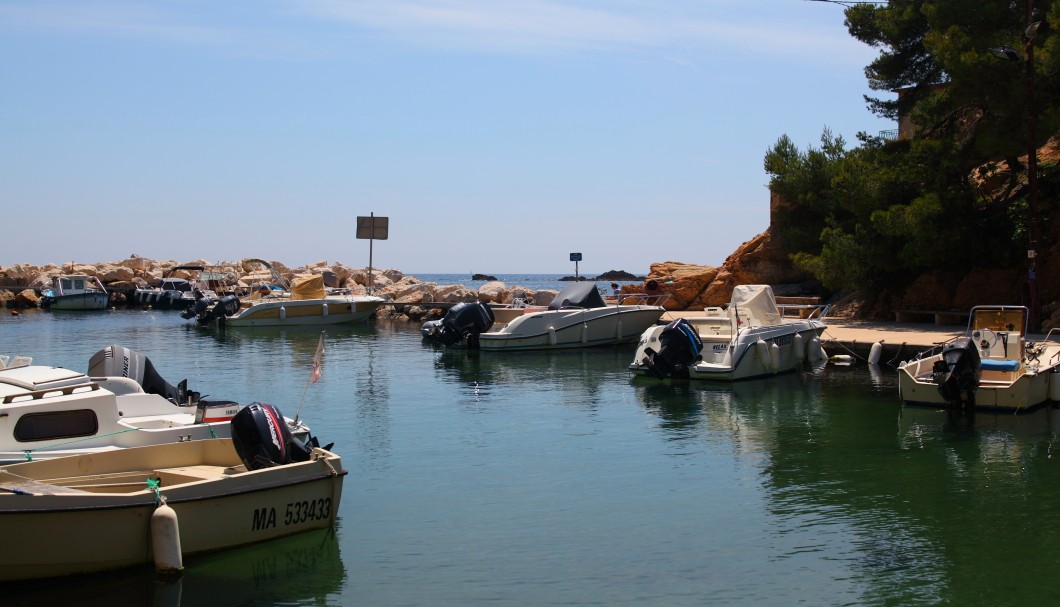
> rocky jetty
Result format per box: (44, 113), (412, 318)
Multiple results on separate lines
(0, 257), (563, 321)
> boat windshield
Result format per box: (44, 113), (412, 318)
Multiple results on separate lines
(971, 307), (1026, 334)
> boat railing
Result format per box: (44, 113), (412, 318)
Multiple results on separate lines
(607, 293), (671, 307)
(777, 303), (830, 320)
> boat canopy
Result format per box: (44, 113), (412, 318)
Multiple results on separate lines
(729, 285), (781, 327)
(549, 282), (606, 310)
(291, 275), (326, 300)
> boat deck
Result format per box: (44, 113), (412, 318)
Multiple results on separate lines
(0, 463), (243, 495)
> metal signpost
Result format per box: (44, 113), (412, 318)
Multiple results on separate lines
(356, 214), (389, 294)
(570, 252), (582, 280)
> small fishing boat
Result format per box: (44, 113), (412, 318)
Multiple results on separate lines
(40, 274), (109, 310)
(0, 403), (344, 581)
(897, 305), (1060, 411)
(628, 285), (828, 381)
(421, 282), (668, 351)
(0, 345), (309, 463)
(183, 274), (384, 327)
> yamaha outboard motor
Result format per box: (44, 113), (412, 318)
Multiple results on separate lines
(643, 319), (703, 380)
(423, 302), (495, 347)
(932, 336), (982, 408)
(88, 344), (193, 404)
(230, 402), (313, 470)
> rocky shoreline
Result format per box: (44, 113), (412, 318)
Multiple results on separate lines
(0, 228), (830, 318)
(0, 257), (657, 322)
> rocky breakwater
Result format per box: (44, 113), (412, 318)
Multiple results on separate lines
(0, 257), (561, 317)
(641, 229), (819, 311)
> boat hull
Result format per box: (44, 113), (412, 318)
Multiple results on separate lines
(0, 439), (344, 581)
(475, 306), (665, 351)
(630, 321), (826, 382)
(41, 292), (109, 311)
(898, 355), (1058, 411)
(223, 297), (384, 327)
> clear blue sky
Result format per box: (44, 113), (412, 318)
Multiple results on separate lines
(1, 1), (893, 275)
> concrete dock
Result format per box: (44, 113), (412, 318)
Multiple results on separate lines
(661, 311), (964, 364)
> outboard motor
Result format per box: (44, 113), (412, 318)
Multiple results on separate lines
(188, 294), (241, 325)
(180, 289), (212, 319)
(88, 344), (195, 404)
(230, 402), (313, 470)
(643, 319), (703, 380)
(932, 336), (982, 408)
(423, 302), (495, 347)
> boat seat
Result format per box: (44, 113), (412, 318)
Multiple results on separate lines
(0, 471), (91, 495)
(981, 359), (1020, 372)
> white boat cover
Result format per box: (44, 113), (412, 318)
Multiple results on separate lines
(729, 285), (781, 327)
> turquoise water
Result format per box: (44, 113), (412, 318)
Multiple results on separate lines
(4, 305), (1060, 606)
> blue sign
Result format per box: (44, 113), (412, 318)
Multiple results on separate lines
(570, 253), (582, 262)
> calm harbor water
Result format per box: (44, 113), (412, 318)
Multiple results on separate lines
(4, 297), (1060, 606)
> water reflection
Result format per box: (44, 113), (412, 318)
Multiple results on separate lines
(5, 527), (345, 607)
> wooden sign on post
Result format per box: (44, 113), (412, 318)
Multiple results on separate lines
(356, 214), (389, 293)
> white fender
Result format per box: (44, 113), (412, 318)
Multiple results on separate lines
(152, 502), (183, 575)
(769, 342), (780, 372)
(279, 306), (286, 320)
(322, 303), (329, 317)
(794, 332), (805, 361)
(755, 339), (768, 365)
(548, 326), (557, 346)
(581, 322), (589, 344)
(868, 341), (883, 365)
(809, 337), (822, 363)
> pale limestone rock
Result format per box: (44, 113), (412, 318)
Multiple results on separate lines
(477, 281), (507, 303)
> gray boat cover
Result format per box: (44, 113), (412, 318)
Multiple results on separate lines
(548, 282), (606, 310)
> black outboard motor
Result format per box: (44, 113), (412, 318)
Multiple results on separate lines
(932, 336), (982, 408)
(88, 344), (195, 404)
(230, 402), (313, 470)
(180, 289), (212, 319)
(422, 302), (495, 347)
(186, 294), (241, 325)
(643, 319), (703, 380)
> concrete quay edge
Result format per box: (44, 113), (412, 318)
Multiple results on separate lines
(660, 311), (964, 364)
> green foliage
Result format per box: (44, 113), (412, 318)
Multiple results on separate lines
(765, 0), (1058, 298)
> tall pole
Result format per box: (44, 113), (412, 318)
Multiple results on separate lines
(1024, 0), (1040, 330)
(368, 212), (375, 295)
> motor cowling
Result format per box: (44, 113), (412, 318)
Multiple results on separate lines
(423, 302), (495, 346)
(191, 294), (241, 324)
(230, 402), (312, 470)
(932, 336), (982, 407)
(88, 344), (194, 404)
(643, 318), (703, 379)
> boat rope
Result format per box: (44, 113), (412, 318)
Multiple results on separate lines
(886, 342), (908, 368)
(821, 331), (871, 363)
(147, 477), (166, 507)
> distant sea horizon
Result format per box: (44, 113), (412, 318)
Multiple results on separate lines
(409, 273), (647, 293)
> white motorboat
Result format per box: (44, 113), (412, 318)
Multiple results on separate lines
(897, 305), (1060, 411)
(422, 282), (668, 351)
(0, 405), (344, 581)
(629, 285), (828, 381)
(40, 274), (109, 310)
(0, 345), (309, 463)
(183, 274), (384, 327)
